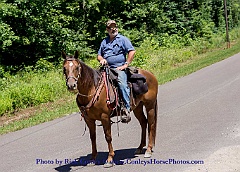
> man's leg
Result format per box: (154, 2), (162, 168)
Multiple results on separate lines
(113, 69), (131, 122)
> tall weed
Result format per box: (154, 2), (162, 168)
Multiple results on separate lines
(0, 69), (71, 116)
(142, 27), (240, 76)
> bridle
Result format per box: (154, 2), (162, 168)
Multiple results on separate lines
(64, 58), (97, 98)
(64, 58), (81, 84)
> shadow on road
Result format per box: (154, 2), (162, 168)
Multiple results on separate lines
(54, 148), (144, 171)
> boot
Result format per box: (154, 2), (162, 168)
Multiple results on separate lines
(121, 108), (131, 123)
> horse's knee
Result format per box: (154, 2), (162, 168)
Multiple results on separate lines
(105, 135), (112, 143)
(137, 116), (147, 128)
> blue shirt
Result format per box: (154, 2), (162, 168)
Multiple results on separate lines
(98, 34), (135, 68)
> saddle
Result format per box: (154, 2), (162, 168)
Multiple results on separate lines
(100, 66), (148, 113)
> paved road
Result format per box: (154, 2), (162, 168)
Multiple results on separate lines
(1, 53), (240, 172)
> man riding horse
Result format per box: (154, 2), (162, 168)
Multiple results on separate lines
(97, 20), (135, 123)
(62, 20), (158, 168)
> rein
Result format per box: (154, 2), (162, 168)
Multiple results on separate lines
(78, 75), (104, 118)
(64, 59), (118, 121)
(64, 60), (120, 136)
(78, 65), (118, 117)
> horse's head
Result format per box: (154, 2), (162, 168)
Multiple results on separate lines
(62, 51), (81, 92)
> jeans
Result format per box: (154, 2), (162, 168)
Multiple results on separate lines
(112, 69), (130, 111)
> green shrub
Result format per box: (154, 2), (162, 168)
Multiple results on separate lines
(0, 69), (71, 116)
(35, 58), (55, 72)
(0, 95), (12, 115)
(0, 66), (4, 78)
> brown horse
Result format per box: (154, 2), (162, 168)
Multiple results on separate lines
(62, 51), (158, 168)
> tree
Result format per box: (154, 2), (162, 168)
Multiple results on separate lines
(1, 0), (240, 69)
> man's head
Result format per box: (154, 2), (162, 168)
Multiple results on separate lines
(106, 20), (118, 37)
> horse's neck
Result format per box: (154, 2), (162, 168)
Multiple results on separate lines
(77, 62), (100, 94)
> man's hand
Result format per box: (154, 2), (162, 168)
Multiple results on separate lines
(100, 59), (107, 66)
(117, 63), (128, 70)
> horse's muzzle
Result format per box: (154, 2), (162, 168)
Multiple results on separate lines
(66, 76), (78, 91)
(67, 83), (77, 91)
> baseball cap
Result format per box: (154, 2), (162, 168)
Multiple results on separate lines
(106, 20), (117, 27)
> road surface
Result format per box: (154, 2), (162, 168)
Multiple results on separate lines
(1, 53), (240, 172)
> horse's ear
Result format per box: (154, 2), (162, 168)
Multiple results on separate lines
(74, 51), (79, 59)
(62, 51), (67, 59)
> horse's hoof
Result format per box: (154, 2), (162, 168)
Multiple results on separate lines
(103, 160), (114, 168)
(134, 148), (143, 155)
(144, 151), (152, 158)
(87, 160), (96, 167)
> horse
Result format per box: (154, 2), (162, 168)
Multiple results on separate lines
(62, 51), (158, 168)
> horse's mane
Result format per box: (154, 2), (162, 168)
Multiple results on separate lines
(79, 60), (100, 88)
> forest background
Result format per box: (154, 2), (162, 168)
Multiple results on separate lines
(1, 0), (240, 132)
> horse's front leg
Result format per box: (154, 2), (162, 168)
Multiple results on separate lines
(101, 113), (115, 168)
(84, 116), (97, 166)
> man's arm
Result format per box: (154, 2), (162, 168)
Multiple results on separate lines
(97, 55), (107, 65)
(126, 50), (135, 65)
(117, 50), (136, 70)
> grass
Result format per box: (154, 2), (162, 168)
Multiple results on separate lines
(1, 38), (240, 135)
(0, 70), (70, 115)
(0, 95), (78, 135)
(156, 41), (240, 84)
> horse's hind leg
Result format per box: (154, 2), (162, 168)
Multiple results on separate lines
(144, 100), (158, 158)
(133, 102), (148, 154)
(101, 114), (115, 168)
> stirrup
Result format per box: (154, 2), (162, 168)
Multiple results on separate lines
(121, 108), (131, 123)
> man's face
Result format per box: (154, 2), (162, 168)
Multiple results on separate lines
(107, 24), (118, 37)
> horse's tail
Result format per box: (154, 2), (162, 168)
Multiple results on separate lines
(153, 99), (158, 146)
